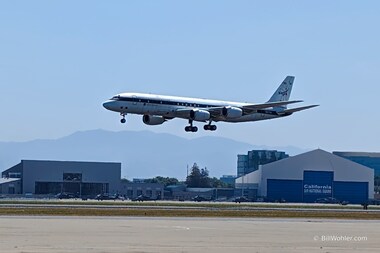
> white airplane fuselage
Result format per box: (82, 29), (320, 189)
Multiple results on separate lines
(103, 93), (279, 123)
(102, 76), (318, 132)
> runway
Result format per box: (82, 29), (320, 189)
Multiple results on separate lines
(0, 216), (379, 253)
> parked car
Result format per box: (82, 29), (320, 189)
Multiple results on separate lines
(274, 198), (286, 203)
(233, 196), (250, 203)
(55, 192), (78, 199)
(95, 193), (124, 201)
(192, 195), (210, 202)
(315, 197), (341, 204)
(132, 195), (159, 202)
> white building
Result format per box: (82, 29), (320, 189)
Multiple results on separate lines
(235, 149), (374, 204)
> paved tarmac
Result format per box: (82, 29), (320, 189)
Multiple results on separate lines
(0, 216), (379, 253)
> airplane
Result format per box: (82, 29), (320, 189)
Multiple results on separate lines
(103, 76), (318, 132)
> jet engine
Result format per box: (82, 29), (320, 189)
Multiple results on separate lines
(222, 106), (243, 119)
(143, 115), (166, 125)
(190, 109), (211, 122)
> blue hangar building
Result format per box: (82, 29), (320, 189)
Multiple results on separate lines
(235, 149), (374, 204)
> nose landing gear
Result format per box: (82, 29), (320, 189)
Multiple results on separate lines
(120, 113), (126, 124)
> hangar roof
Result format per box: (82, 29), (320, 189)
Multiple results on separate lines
(236, 149), (374, 183)
(262, 149), (374, 180)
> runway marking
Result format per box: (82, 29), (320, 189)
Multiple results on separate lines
(172, 226), (190, 230)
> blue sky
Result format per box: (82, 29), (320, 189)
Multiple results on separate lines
(0, 1), (379, 151)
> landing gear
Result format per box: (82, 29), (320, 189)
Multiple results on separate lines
(204, 121), (217, 131)
(185, 120), (217, 132)
(120, 113), (126, 124)
(185, 120), (198, 132)
(185, 126), (198, 132)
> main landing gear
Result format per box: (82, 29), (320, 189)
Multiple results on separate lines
(185, 120), (217, 132)
(120, 113), (126, 124)
(204, 121), (217, 131)
(185, 120), (198, 132)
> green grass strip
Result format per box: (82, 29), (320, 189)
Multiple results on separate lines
(1, 207), (379, 219)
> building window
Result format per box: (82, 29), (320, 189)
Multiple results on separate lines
(8, 172), (22, 178)
(63, 173), (82, 182)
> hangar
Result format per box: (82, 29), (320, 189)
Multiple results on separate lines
(235, 149), (374, 204)
(1, 160), (121, 196)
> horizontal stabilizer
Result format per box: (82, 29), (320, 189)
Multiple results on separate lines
(242, 100), (303, 111)
(279, 105), (319, 115)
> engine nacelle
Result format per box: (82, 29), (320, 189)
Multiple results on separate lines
(222, 106), (243, 119)
(190, 109), (210, 122)
(143, 115), (166, 125)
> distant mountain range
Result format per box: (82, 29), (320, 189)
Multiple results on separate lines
(0, 130), (308, 179)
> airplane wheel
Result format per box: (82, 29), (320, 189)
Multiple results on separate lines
(191, 126), (198, 132)
(204, 125), (209, 130)
(120, 118), (126, 124)
(185, 126), (191, 132)
(211, 125), (217, 131)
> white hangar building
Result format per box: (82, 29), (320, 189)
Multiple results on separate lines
(235, 149), (374, 204)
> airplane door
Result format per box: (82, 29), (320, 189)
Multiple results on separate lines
(131, 95), (141, 113)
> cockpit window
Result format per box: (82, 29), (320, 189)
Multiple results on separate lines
(110, 95), (120, 100)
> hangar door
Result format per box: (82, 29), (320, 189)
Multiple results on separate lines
(333, 181), (368, 204)
(267, 179), (303, 202)
(303, 171), (333, 203)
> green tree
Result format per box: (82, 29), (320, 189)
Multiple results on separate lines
(186, 163), (202, 187)
(120, 178), (130, 183)
(144, 176), (179, 187)
(186, 163), (213, 188)
(209, 177), (230, 188)
(200, 167), (210, 187)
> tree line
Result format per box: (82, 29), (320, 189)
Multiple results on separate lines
(142, 163), (232, 188)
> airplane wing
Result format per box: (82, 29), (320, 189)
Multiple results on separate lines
(174, 100), (307, 120)
(207, 100), (303, 116)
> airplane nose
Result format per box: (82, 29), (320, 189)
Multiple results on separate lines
(103, 101), (113, 110)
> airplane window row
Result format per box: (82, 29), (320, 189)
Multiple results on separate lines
(117, 97), (216, 108)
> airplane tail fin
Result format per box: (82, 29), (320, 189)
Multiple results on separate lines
(268, 76), (295, 109)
